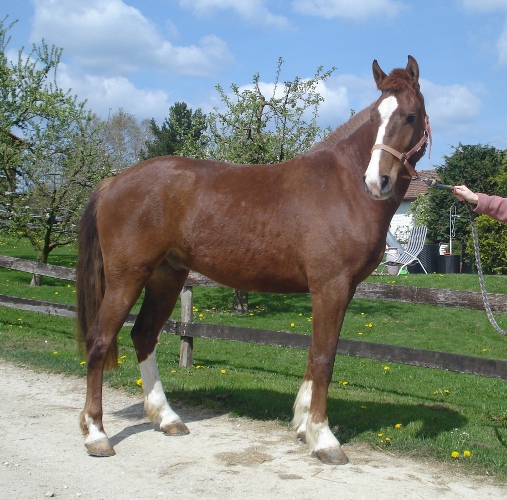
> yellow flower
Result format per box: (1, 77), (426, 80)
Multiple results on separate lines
(52, 351), (58, 355)
(357, 331), (363, 336)
(120, 355), (127, 359)
(395, 423), (402, 429)
(171, 369), (176, 373)
(444, 389), (450, 394)
(383, 366), (390, 371)
(463, 450), (471, 458)
(451, 451), (459, 459)
(290, 322), (295, 328)
(365, 322), (373, 328)
(80, 361), (86, 366)
(342, 381), (348, 386)
(377, 432), (383, 437)
(385, 437), (391, 443)
(220, 369), (227, 374)
(136, 378), (143, 387)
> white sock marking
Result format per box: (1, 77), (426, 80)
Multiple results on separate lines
(139, 351), (181, 427)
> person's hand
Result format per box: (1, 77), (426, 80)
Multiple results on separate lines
(453, 185), (479, 204)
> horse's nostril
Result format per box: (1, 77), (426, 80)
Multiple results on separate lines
(380, 175), (390, 191)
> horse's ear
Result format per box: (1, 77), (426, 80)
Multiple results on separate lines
(406, 55), (419, 85)
(372, 60), (387, 89)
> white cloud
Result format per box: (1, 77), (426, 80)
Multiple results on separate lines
(420, 79), (482, 136)
(179, 0), (291, 28)
(31, 0), (232, 77)
(292, 0), (406, 20)
(55, 63), (171, 122)
(458, 0), (507, 13)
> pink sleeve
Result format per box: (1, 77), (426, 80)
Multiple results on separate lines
(474, 193), (507, 222)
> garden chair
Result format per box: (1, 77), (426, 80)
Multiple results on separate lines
(381, 225), (428, 275)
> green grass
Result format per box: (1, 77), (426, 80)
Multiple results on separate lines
(1, 237), (507, 481)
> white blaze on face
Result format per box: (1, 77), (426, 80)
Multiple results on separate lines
(364, 95), (399, 197)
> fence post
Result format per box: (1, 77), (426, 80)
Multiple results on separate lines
(179, 285), (194, 367)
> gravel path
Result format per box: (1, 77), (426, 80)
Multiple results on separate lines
(0, 360), (505, 499)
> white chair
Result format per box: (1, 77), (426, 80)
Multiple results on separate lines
(381, 226), (428, 275)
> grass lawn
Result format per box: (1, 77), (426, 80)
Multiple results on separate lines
(0, 237), (506, 481)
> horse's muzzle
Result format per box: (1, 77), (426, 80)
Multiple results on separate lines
(363, 174), (393, 200)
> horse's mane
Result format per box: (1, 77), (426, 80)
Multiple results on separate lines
(311, 103), (374, 152)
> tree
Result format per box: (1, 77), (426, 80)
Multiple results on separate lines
(141, 102), (206, 159)
(411, 143), (507, 273)
(183, 58), (334, 311)
(100, 108), (152, 172)
(0, 18), (113, 282)
(412, 144), (506, 243)
(183, 57), (334, 164)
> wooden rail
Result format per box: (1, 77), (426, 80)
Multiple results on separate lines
(1, 255), (507, 380)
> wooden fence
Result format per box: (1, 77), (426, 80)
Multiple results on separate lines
(1, 255), (507, 380)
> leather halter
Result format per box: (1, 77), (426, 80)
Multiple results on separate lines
(371, 115), (432, 180)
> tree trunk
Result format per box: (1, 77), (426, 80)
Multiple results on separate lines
(30, 273), (42, 286)
(232, 289), (248, 313)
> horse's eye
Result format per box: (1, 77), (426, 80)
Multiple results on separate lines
(407, 115), (416, 123)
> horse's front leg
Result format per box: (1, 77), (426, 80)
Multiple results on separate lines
(293, 286), (352, 464)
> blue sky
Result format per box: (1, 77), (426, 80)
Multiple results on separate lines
(4, 0), (507, 169)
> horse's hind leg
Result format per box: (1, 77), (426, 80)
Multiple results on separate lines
(131, 262), (190, 435)
(81, 281), (146, 457)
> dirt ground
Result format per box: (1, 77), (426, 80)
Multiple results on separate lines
(0, 360), (505, 500)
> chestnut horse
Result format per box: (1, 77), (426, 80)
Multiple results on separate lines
(76, 56), (429, 464)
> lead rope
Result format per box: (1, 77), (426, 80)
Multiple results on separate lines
(465, 201), (507, 335)
(422, 178), (506, 335)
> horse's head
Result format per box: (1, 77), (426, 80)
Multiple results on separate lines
(363, 56), (429, 200)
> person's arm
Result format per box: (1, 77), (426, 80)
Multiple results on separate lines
(453, 185), (507, 223)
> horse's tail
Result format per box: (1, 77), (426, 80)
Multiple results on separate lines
(76, 178), (118, 370)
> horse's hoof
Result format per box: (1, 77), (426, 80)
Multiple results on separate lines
(85, 438), (116, 457)
(161, 420), (190, 436)
(315, 447), (349, 465)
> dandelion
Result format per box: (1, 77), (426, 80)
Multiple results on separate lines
(52, 351), (58, 355)
(395, 423), (402, 429)
(54, 291), (59, 295)
(120, 355), (127, 359)
(357, 331), (363, 336)
(377, 432), (383, 437)
(290, 322), (295, 328)
(298, 313), (303, 317)
(482, 348), (488, 352)
(383, 366), (390, 371)
(198, 313), (204, 320)
(342, 381), (348, 386)
(360, 312), (365, 316)
(136, 378), (143, 387)
(433, 390), (439, 395)
(364, 322), (373, 328)
(463, 450), (471, 458)
(451, 451), (459, 459)
(171, 369), (176, 373)
(80, 361), (86, 366)
(220, 369), (227, 374)
(249, 312), (254, 316)
(444, 389), (450, 394)
(385, 437), (391, 443)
